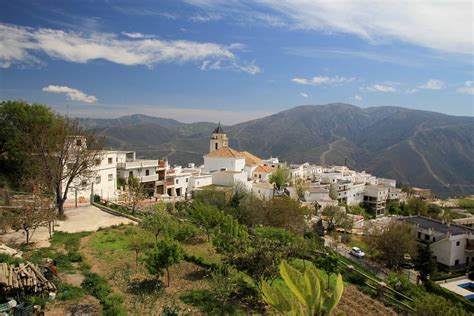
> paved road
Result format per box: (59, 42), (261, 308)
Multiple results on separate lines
(323, 236), (389, 280)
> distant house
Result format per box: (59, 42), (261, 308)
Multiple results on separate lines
(252, 165), (274, 182)
(401, 216), (474, 270)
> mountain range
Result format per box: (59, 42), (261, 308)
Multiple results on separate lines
(79, 104), (474, 197)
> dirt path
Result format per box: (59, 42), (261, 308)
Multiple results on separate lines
(408, 123), (449, 187)
(320, 128), (346, 166)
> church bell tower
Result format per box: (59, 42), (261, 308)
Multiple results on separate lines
(210, 122), (228, 152)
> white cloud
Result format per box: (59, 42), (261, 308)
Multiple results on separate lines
(366, 84), (396, 93)
(43, 85), (97, 103)
(354, 95), (362, 101)
(291, 75), (355, 86)
(300, 92), (308, 98)
(457, 81), (474, 95)
(405, 88), (419, 94)
(187, 0), (473, 54)
(190, 13), (222, 22)
(0, 23), (259, 74)
(419, 79), (444, 90)
(121, 32), (154, 39)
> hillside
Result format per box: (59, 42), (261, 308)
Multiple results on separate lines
(80, 104), (474, 196)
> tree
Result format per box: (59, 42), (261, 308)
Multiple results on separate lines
(30, 115), (103, 217)
(121, 176), (147, 215)
(261, 260), (344, 316)
(188, 202), (224, 241)
(127, 230), (154, 267)
(141, 206), (177, 241)
(265, 196), (310, 235)
(316, 253), (340, 289)
(406, 197), (428, 216)
(329, 183), (338, 200)
(294, 178), (309, 201)
(269, 167), (290, 191)
(144, 239), (184, 287)
(323, 206), (354, 234)
(414, 244), (437, 282)
(220, 226), (302, 283)
(6, 180), (55, 244)
(364, 221), (417, 269)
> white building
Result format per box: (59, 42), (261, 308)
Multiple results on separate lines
(63, 148), (119, 204)
(402, 216), (474, 269)
(203, 147), (246, 173)
(252, 165), (274, 182)
(212, 170), (249, 188)
(165, 167), (192, 198)
(116, 151), (159, 196)
(252, 182), (274, 200)
(364, 185), (389, 216)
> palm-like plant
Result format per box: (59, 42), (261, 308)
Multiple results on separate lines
(261, 260), (344, 315)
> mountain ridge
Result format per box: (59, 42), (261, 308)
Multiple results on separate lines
(79, 104), (474, 196)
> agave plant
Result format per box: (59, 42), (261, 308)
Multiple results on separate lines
(261, 260), (344, 315)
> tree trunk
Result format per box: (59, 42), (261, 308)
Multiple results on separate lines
(25, 228), (30, 245)
(166, 267), (170, 287)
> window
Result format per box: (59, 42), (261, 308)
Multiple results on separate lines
(76, 139), (82, 146)
(186, 178), (189, 183)
(455, 259), (459, 265)
(108, 174), (113, 181)
(81, 180), (88, 188)
(145, 169), (150, 176)
(432, 237), (436, 242)
(129, 171), (133, 177)
(417, 232), (421, 239)
(215, 143), (218, 150)
(108, 157), (113, 164)
(95, 159), (101, 166)
(176, 179), (179, 184)
(424, 234), (429, 241)
(95, 176), (101, 184)
(456, 241), (460, 246)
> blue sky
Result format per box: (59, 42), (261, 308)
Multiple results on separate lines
(0, 0), (473, 124)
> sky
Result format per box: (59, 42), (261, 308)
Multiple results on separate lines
(0, 0), (473, 124)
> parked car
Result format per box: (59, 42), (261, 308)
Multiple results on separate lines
(350, 247), (365, 258)
(401, 253), (415, 269)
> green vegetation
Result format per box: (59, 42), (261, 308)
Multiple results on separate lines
(81, 272), (127, 316)
(144, 239), (185, 286)
(269, 167), (290, 191)
(261, 260), (344, 315)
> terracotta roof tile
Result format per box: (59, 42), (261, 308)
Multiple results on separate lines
(204, 147), (245, 158)
(254, 165), (273, 173)
(240, 151), (262, 166)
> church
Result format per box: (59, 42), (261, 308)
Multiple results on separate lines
(203, 123), (279, 188)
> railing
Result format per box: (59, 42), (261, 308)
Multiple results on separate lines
(117, 160), (157, 169)
(139, 174), (158, 182)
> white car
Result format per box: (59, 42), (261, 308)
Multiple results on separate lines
(350, 247), (365, 258)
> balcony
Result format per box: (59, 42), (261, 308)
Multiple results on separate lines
(117, 160), (157, 170)
(139, 174), (158, 183)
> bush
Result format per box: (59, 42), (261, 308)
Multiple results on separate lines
(174, 222), (200, 242)
(425, 280), (474, 312)
(103, 294), (127, 316)
(56, 282), (86, 301)
(81, 272), (110, 301)
(0, 253), (24, 265)
(343, 270), (366, 286)
(469, 271), (474, 281)
(183, 253), (219, 270)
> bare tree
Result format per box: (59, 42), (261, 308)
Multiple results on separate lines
(120, 176), (147, 215)
(6, 181), (55, 244)
(294, 177), (309, 201)
(29, 117), (103, 217)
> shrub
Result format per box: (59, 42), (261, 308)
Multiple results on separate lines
(343, 270), (366, 286)
(174, 222), (200, 242)
(56, 282), (86, 301)
(81, 272), (110, 301)
(0, 253), (24, 265)
(103, 294), (127, 316)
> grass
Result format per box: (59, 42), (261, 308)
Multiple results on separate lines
(180, 289), (245, 315)
(180, 236), (221, 265)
